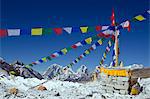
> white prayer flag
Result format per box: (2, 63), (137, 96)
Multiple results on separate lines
(63, 27), (72, 34)
(8, 29), (20, 36)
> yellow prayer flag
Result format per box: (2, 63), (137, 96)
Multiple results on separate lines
(108, 40), (112, 46)
(98, 39), (102, 45)
(103, 53), (106, 58)
(85, 50), (90, 55)
(85, 37), (92, 44)
(61, 48), (68, 54)
(32, 28), (42, 35)
(80, 27), (88, 33)
(135, 15), (146, 21)
(42, 57), (47, 62)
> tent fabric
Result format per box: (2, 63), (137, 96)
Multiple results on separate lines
(80, 27), (88, 33)
(0, 29), (7, 37)
(31, 28), (42, 35)
(7, 29), (20, 36)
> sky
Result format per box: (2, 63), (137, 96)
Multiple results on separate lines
(0, 0), (149, 73)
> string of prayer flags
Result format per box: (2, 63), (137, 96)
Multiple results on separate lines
(66, 38), (106, 68)
(99, 40), (114, 66)
(26, 30), (114, 67)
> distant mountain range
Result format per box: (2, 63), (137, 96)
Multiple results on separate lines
(0, 57), (145, 82)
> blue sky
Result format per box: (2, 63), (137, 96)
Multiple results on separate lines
(0, 0), (149, 73)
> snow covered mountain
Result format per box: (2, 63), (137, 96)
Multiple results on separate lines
(42, 64), (63, 79)
(0, 59), (43, 79)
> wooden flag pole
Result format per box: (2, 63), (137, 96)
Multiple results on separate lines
(115, 30), (119, 67)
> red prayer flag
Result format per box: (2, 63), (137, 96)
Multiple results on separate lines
(51, 54), (56, 58)
(110, 8), (115, 26)
(79, 55), (83, 59)
(0, 29), (7, 37)
(95, 26), (102, 31)
(89, 47), (94, 51)
(71, 45), (77, 49)
(53, 28), (62, 35)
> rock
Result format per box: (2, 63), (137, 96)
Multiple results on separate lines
(37, 85), (47, 91)
(117, 77), (129, 82)
(8, 88), (18, 95)
(54, 92), (60, 96)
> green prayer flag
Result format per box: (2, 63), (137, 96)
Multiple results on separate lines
(92, 35), (99, 40)
(42, 28), (52, 35)
(88, 27), (95, 32)
(46, 56), (51, 60)
(29, 64), (33, 66)
(66, 47), (72, 51)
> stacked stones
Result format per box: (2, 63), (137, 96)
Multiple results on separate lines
(97, 73), (129, 95)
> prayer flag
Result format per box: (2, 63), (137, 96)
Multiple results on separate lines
(42, 28), (52, 35)
(108, 40), (112, 47)
(122, 21), (131, 31)
(61, 48), (68, 54)
(92, 44), (96, 50)
(85, 50), (90, 55)
(95, 26), (102, 31)
(7, 29), (20, 36)
(75, 42), (83, 47)
(58, 51), (63, 55)
(32, 28), (42, 35)
(85, 37), (92, 44)
(80, 27), (88, 33)
(42, 57), (47, 62)
(134, 15), (146, 21)
(39, 59), (44, 63)
(46, 56), (51, 60)
(35, 61), (41, 64)
(71, 45), (77, 48)
(66, 47), (72, 51)
(81, 40), (87, 45)
(97, 39), (102, 45)
(63, 27), (72, 34)
(0, 29), (7, 37)
(102, 26), (109, 30)
(111, 8), (116, 26)
(53, 28), (63, 35)
(88, 26), (95, 32)
(51, 52), (59, 58)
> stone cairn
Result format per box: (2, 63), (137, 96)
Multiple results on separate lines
(97, 73), (130, 95)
